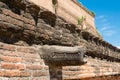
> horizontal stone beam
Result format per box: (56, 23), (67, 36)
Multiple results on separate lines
(37, 45), (87, 64)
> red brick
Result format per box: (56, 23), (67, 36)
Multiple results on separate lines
(2, 8), (35, 25)
(0, 14), (24, 27)
(23, 58), (38, 63)
(0, 50), (38, 59)
(0, 43), (16, 51)
(44, 66), (49, 70)
(0, 70), (31, 77)
(4, 70), (20, 77)
(26, 65), (43, 70)
(30, 77), (49, 80)
(33, 71), (49, 77)
(24, 24), (36, 31)
(0, 50), (19, 57)
(0, 71), (4, 76)
(16, 46), (36, 53)
(0, 55), (23, 62)
(19, 53), (39, 59)
(1, 62), (25, 70)
(20, 71), (31, 77)
(18, 78), (29, 80)
(63, 71), (81, 75)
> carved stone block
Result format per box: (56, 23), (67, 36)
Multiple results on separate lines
(37, 45), (87, 64)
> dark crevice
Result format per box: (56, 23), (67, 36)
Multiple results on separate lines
(39, 11), (57, 27)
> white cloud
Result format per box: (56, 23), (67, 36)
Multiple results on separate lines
(96, 15), (105, 19)
(96, 15), (116, 37)
(102, 23), (110, 26)
(101, 26), (109, 31)
(104, 30), (116, 36)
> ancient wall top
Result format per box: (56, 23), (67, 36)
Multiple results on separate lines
(72, 0), (95, 17)
(30, 0), (98, 36)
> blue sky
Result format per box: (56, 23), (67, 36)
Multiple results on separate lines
(78, 0), (120, 48)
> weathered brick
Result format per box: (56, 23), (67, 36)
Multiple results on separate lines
(2, 8), (35, 25)
(43, 66), (49, 70)
(16, 46), (36, 53)
(4, 70), (20, 77)
(0, 55), (23, 62)
(18, 52), (39, 59)
(1, 62), (25, 70)
(18, 78), (30, 80)
(63, 66), (79, 71)
(0, 50), (38, 59)
(23, 58), (38, 63)
(30, 77), (49, 80)
(0, 71), (4, 77)
(33, 71), (49, 77)
(0, 14), (24, 27)
(20, 71), (31, 77)
(0, 50), (19, 57)
(18, 52), (37, 58)
(63, 71), (81, 75)
(0, 43), (16, 51)
(26, 65), (43, 70)
(24, 23), (36, 31)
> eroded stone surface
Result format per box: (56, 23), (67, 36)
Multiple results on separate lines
(0, 0), (120, 61)
(37, 45), (87, 64)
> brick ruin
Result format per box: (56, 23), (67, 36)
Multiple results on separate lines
(0, 0), (120, 80)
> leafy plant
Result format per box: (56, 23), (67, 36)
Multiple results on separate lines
(91, 11), (95, 17)
(77, 16), (86, 25)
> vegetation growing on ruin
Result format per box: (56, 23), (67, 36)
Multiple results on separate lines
(52, 0), (58, 13)
(91, 11), (96, 17)
(77, 16), (86, 25)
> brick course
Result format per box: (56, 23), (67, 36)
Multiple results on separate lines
(0, 0), (120, 80)
(0, 42), (120, 80)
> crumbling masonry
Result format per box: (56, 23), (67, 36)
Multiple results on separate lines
(0, 0), (120, 80)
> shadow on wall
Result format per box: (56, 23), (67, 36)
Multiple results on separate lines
(45, 60), (86, 80)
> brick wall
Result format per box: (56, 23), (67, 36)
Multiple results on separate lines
(0, 42), (50, 80)
(0, 42), (120, 80)
(0, 0), (120, 80)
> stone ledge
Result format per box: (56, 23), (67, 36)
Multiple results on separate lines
(37, 45), (87, 65)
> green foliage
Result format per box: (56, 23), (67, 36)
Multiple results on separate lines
(52, 0), (58, 13)
(96, 27), (103, 38)
(77, 16), (86, 25)
(91, 11), (95, 17)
